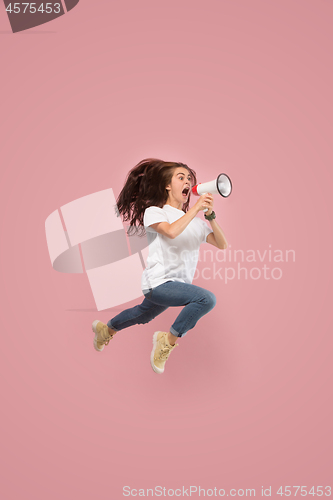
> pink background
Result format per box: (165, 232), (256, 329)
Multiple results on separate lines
(0, 1), (332, 498)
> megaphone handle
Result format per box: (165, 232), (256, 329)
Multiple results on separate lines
(202, 192), (208, 212)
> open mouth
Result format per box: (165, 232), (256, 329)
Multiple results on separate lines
(182, 187), (190, 197)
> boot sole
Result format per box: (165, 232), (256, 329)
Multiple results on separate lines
(92, 320), (104, 352)
(150, 331), (164, 374)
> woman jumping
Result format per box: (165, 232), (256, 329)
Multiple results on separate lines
(92, 158), (228, 374)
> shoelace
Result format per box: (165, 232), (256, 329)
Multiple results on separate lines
(103, 336), (113, 346)
(100, 327), (114, 346)
(158, 344), (175, 360)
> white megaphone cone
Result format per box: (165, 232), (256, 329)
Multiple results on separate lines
(192, 173), (232, 211)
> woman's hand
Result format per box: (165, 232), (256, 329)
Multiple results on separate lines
(194, 193), (214, 215)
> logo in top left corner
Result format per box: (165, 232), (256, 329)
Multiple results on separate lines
(3, 0), (80, 33)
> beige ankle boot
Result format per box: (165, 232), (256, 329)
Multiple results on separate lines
(92, 320), (114, 352)
(150, 331), (178, 374)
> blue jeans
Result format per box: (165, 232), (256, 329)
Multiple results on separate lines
(107, 281), (216, 338)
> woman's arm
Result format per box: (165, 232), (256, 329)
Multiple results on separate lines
(150, 194), (212, 239)
(206, 220), (228, 249)
(202, 196), (228, 250)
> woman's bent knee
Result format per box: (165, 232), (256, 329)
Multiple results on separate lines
(206, 291), (216, 310)
(199, 290), (216, 310)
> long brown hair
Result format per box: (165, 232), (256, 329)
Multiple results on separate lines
(116, 158), (197, 235)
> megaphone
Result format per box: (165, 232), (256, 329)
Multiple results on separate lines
(192, 173), (232, 211)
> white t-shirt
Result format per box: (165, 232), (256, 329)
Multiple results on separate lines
(141, 204), (213, 291)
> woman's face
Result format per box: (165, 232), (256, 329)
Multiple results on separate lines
(165, 167), (192, 208)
